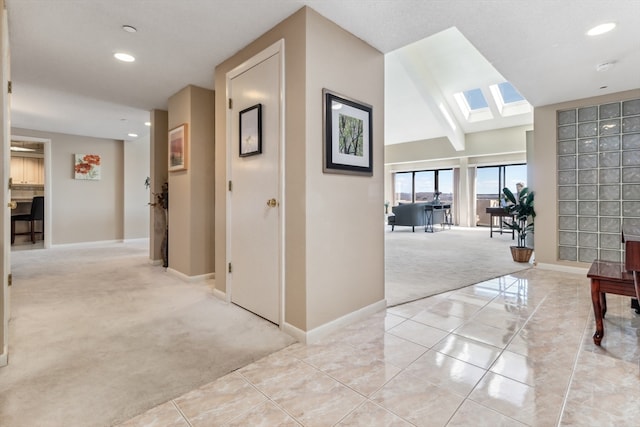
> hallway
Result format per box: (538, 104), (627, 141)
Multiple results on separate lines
(1, 241), (294, 427)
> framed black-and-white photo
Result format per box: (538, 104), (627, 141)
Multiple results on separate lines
(323, 89), (372, 176)
(239, 104), (262, 157)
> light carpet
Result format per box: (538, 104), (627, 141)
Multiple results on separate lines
(1, 241), (295, 427)
(385, 225), (531, 306)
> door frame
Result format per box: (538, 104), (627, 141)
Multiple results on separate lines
(225, 39), (285, 326)
(10, 135), (52, 248)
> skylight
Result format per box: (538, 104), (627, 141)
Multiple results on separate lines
(496, 82), (525, 103)
(489, 81), (531, 117)
(462, 88), (488, 110)
(453, 88), (493, 122)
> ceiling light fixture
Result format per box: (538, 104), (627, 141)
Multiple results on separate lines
(144, 121), (151, 127)
(122, 25), (137, 33)
(587, 22), (616, 36)
(128, 133), (138, 138)
(10, 146), (36, 152)
(596, 61), (615, 72)
(114, 52), (135, 62)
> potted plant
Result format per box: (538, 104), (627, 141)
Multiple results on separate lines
(502, 186), (535, 263)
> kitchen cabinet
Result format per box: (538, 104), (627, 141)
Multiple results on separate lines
(11, 156), (44, 185)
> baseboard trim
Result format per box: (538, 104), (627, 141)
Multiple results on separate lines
(51, 239), (123, 249)
(537, 262), (589, 275)
(282, 299), (387, 344)
(149, 259), (163, 266)
(0, 346), (7, 367)
(212, 288), (226, 300)
(166, 268), (214, 283)
(123, 238), (149, 244)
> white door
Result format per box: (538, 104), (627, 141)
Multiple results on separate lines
(228, 47), (282, 324)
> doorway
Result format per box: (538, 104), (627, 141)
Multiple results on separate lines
(226, 41), (284, 325)
(10, 136), (52, 249)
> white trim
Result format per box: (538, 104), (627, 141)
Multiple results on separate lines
(212, 288), (226, 300)
(149, 259), (163, 266)
(537, 262), (588, 276)
(51, 239), (123, 249)
(0, 345), (6, 367)
(123, 237), (149, 244)
(166, 267), (214, 283)
(11, 134), (52, 249)
(283, 299), (387, 344)
(225, 39), (286, 325)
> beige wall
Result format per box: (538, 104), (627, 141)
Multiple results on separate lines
(124, 135), (150, 240)
(12, 128), (126, 245)
(167, 86), (215, 277)
(215, 7), (385, 332)
(385, 125), (530, 168)
(532, 89), (640, 267)
(304, 9), (384, 329)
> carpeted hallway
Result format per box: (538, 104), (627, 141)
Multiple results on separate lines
(1, 241), (295, 427)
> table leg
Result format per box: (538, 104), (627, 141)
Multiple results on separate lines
(490, 214), (494, 238)
(425, 210), (433, 233)
(590, 279), (604, 346)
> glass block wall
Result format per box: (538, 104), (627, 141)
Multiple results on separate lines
(557, 98), (640, 263)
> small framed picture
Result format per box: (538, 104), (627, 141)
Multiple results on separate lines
(323, 89), (373, 176)
(169, 123), (188, 172)
(239, 104), (262, 157)
(74, 153), (101, 180)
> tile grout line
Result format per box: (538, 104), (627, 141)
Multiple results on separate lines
(554, 307), (594, 427)
(170, 400), (193, 427)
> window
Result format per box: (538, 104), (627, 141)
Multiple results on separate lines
(394, 172), (413, 204)
(453, 88), (493, 122)
(496, 82), (525, 103)
(476, 164), (527, 226)
(489, 82), (531, 117)
(393, 169), (453, 204)
(414, 171), (435, 202)
(463, 88), (489, 110)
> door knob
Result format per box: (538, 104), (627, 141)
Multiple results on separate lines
(266, 198), (278, 208)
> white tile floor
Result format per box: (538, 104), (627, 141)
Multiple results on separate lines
(119, 268), (640, 426)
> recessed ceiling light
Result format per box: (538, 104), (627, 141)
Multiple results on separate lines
(122, 25), (137, 33)
(596, 61), (615, 72)
(587, 22), (616, 36)
(144, 121), (151, 127)
(114, 52), (135, 62)
(128, 133), (138, 138)
(600, 85), (608, 90)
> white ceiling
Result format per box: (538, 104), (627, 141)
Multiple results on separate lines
(6, 0), (640, 145)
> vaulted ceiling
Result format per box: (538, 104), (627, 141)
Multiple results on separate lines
(6, 1), (640, 146)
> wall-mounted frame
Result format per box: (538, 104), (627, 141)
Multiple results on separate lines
(74, 153), (101, 180)
(323, 88), (373, 176)
(239, 104), (262, 157)
(169, 123), (188, 172)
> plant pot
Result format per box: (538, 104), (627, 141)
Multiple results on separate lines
(510, 246), (533, 263)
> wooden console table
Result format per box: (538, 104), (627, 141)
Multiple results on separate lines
(485, 207), (514, 239)
(587, 260), (638, 345)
